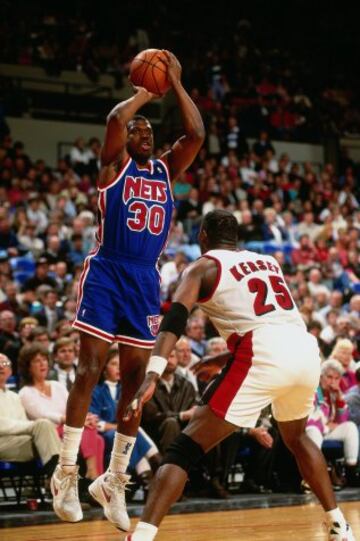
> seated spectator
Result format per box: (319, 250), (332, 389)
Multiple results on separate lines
(160, 252), (187, 302)
(174, 335), (199, 393)
(22, 257), (57, 292)
(306, 359), (359, 485)
(49, 337), (77, 390)
(330, 339), (358, 393)
(142, 349), (197, 454)
(0, 353), (60, 481)
(345, 364), (360, 446)
(0, 309), (21, 373)
(18, 342), (104, 480)
(291, 234), (318, 270)
(33, 288), (64, 335)
(186, 317), (207, 358)
(90, 349), (160, 495)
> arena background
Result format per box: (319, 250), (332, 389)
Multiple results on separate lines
(0, 1), (360, 540)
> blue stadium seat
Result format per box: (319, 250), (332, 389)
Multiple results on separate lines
(13, 270), (33, 285)
(10, 256), (35, 273)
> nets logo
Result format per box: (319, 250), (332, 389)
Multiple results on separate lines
(147, 315), (160, 337)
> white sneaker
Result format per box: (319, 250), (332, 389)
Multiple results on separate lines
(88, 471), (131, 531)
(328, 521), (356, 541)
(51, 465), (83, 522)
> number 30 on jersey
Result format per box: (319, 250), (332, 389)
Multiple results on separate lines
(127, 201), (165, 235)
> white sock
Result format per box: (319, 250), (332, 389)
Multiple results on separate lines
(109, 432), (136, 474)
(326, 507), (346, 526)
(132, 521), (158, 541)
(59, 425), (83, 466)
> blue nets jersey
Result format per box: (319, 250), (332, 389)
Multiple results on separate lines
(97, 157), (174, 263)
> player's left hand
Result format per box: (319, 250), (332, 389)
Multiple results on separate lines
(160, 50), (182, 86)
(123, 373), (159, 421)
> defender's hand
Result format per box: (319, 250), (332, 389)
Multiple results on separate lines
(123, 373), (159, 421)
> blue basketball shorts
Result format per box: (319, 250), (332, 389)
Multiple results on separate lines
(73, 250), (161, 348)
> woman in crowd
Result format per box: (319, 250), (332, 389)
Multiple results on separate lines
(306, 359), (359, 485)
(18, 342), (104, 480)
(330, 338), (357, 393)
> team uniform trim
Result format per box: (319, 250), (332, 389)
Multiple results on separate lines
(115, 334), (156, 349)
(98, 156), (132, 191)
(72, 319), (115, 343)
(198, 254), (222, 303)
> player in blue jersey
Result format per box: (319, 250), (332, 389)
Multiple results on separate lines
(51, 50), (205, 529)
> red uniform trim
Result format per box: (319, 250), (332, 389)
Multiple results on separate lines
(198, 255), (222, 303)
(98, 156), (132, 191)
(75, 245), (100, 315)
(115, 335), (156, 349)
(72, 320), (114, 343)
(208, 331), (253, 418)
(157, 157), (174, 202)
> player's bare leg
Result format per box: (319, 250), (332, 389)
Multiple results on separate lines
(89, 344), (151, 531)
(51, 333), (110, 522)
(127, 406), (235, 540)
(279, 418), (355, 540)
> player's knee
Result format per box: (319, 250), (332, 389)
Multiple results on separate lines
(161, 433), (205, 473)
(77, 355), (102, 379)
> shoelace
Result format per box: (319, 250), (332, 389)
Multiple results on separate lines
(59, 471), (79, 497)
(106, 475), (134, 498)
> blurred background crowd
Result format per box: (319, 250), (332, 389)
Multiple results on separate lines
(0, 0), (360, 505)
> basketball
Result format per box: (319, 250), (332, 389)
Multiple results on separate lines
(129, 48), (170, 95)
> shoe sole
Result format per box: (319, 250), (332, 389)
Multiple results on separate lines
(52, 503), (83, 522)
(88, 484), (129, 532)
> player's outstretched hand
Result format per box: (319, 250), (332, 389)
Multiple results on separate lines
(123, 373), (158, 422)
(160, 50), (182, 86)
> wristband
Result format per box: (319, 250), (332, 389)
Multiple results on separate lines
(146, 355), (168, 377)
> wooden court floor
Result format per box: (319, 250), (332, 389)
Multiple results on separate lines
(2, 502), (360, 541)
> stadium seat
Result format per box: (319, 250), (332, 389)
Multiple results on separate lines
(10, 256), (35, 273)
(0, 460), (45, 504)
(13, 270), (33, 285)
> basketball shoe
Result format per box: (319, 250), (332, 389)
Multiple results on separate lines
(51, 465), (83, 522)
(88, 471), (131, 531)
(327, 521), (356, 540)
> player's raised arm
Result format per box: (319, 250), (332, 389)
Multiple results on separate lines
(160, 50), (205, 182)
(100, 88), (156, 169)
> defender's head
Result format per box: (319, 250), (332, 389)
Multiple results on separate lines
(126, 115), (154, 164)
(199, 210), (238, 254)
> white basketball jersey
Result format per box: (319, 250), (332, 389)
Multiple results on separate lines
(198, 249), (305, 341)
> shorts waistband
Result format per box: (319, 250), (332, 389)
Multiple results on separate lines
(97, 246), (156, 266)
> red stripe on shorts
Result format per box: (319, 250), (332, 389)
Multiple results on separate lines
(208, 331), (253, 418)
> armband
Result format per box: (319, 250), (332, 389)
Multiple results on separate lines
(146, 355), (168, 377)
(159, 302), (189, 338)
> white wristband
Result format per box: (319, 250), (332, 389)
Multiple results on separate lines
(146, 355), (168, 377)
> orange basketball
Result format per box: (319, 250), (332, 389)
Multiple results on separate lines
(130, 49), (170, 95)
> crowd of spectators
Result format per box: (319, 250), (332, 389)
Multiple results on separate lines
(1, 2), (360, 141)
(1, 121), (360, 499)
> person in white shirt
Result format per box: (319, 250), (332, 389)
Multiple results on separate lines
(0, 353), (60, 474)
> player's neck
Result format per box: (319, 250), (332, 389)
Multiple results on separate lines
(207, 242), (237, 252)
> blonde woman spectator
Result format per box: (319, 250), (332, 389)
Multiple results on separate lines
(330, 339), (357, 393)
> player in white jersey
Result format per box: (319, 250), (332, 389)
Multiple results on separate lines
(124, 210), (355, 541)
